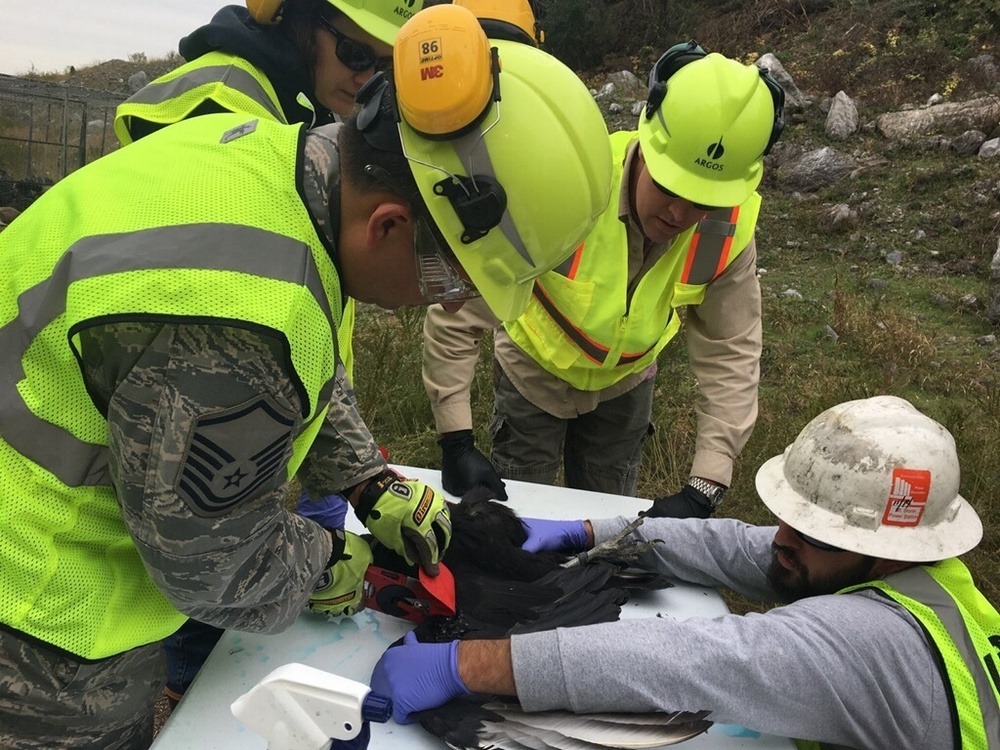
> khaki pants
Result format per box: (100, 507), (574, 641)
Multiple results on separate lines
(0, 627), (165, 749)
(489, 362), (654, 496)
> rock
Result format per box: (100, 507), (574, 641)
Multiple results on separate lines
(825, 91), (859, 141)
(594, 82), (615, 100)
(885, 251), (903, 265)
(778, 147), (858, 192)
(128, 71), (149, 93)
(979, 138), (1000, 158)
(950, 130), (987, 156)
(964, 54), (1000, 89)
(876, 96), (1000, 139)
(988, 240), (1000, 324)
(606, 70), (642, 94)
(755, 53), (809, 109)
(828, 203), (859, 230)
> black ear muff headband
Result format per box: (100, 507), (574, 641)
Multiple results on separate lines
(477, 18), (536, 46)
(644, 40), (786, 156)
(354, 71), (507, 244)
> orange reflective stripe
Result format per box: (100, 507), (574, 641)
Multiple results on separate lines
(532, 282), (608, 365)
(680, 206), (740, 285)
(553, 241), (586, 279)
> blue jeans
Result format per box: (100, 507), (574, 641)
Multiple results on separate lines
(162, 618), (224, 700)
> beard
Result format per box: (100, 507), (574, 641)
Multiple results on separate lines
(765, 543), (878, 602)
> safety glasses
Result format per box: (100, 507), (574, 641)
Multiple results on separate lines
(791, 527), (842, 552)
(652, 180), (721, 212)
(317, 16), (392, 73)
(413, 216), (481, 304)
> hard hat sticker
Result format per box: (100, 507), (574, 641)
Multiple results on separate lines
(418, 38), (443, 64)
(881, 468), (931, 527)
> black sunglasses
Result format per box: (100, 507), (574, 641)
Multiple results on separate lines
(791, 527), (842, 552)
(652, 180), (721, 212)
(317, 16), (392, 73)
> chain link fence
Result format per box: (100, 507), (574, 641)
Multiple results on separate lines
(0, 74), (124, 211)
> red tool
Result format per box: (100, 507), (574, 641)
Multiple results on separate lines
(363, 562), (457, 622)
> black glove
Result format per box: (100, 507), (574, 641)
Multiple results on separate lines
(640, 484), (714, 519)
(439, 429), (508, 501)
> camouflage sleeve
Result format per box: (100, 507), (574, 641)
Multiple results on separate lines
(296, 361), (388, 497)
(79, 322), (332, 634)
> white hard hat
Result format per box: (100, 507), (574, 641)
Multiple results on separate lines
(755, 395), (982, 562)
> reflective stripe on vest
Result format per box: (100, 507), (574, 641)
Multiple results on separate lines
(843, 560), (1000, 750)
(114, 53), (286, 145)
(505, 130), (760, 392)
(0, 114), (341, 658)
(533, 205), (741, 368)
(0, 224), (333, 488)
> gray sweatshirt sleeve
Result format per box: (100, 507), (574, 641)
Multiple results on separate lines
(510, 519), (951, 750)
(589, 515), (778, 600)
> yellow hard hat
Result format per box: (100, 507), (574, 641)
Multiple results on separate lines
(247, 0), (429, 45)
(453, 0), (542, 45)
(639, 41), (785, 208)
(356, 5), (612, 321)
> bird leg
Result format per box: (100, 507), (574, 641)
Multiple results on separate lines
(561, 516), (663, 568)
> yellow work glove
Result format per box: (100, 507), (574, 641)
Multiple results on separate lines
(354, 472), (452, 575)
(308, 529), (373, 618)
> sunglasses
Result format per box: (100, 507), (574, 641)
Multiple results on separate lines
(791, 527), (842, 552)
(317, 16), (392, 73)
(652, 180), (721, 212)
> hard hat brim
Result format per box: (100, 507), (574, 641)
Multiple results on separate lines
(755, 454), (983, 562)
(475, 277), (532, 322)
(335, 5), (410, 46)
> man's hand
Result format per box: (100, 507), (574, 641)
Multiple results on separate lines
(439, 430), (507, 501)
(520, 518), (589, 553)
(308, 530), (373, 618)
(355, 473), (453, 575)
(641, 484), (715, 519)
(370, 631), (470, 724)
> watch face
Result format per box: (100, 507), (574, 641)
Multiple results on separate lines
(690, 478), (725, 506)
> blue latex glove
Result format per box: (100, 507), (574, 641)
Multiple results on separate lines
(370, 631), (470, 724)
(520, 518), (588, 554)
(297, 491), (349, 530)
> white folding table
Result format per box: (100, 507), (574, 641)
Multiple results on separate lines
(151, 466), (794, 750)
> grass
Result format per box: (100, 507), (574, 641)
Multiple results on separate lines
(349, 92), (1000, 612)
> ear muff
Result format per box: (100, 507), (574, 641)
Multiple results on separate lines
(246, 0), (285, 24)
(355, 68), (507, 244)
(757, 67), (785, 155)
(645, 40), (786, 156)
(644, 40), (707, 118)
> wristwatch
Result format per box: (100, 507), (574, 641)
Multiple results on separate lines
(687, 477), (726, 508)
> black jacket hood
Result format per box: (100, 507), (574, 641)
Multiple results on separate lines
(179, 5), (334, 126)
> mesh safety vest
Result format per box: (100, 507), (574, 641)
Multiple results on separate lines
(0, 114), (342, 660)
(796, 559), (1000, 750)
(113, 52), (358, 381)
(504, 130), (761, 392)
(114, 51), (288, 146)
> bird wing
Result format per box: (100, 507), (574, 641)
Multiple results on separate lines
(419, 697), (712, 750)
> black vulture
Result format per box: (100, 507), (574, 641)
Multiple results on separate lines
(364, 489), (714, 749)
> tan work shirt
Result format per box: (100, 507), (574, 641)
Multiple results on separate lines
(422, 142), (762, 487)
